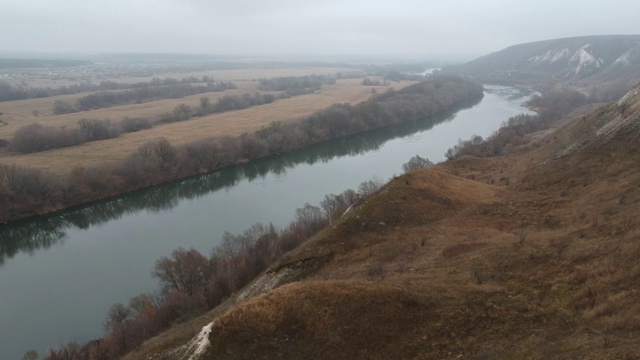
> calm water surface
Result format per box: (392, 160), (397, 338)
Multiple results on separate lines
(0, 85), (533, 358)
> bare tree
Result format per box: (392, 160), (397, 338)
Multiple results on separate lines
(152, 247), (212, 296)
(53, 100), (76, 115)
(22, 350), (39, 360)
(136, 137), (177, 165)
(105, 303), (131, 331)
(402, 155), (433, 173)
(357, 177), (384, 197)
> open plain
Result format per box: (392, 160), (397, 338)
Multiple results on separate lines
(0, 66), (414, 173)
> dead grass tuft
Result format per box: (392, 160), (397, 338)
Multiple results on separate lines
(442, 242), (488, 259)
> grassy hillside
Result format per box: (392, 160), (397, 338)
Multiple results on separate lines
(117, 83), (640, 360)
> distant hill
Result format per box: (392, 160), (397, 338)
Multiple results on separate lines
(443, 35), (640, 100)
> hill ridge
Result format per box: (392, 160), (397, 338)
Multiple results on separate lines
(443, 35), (640, 99)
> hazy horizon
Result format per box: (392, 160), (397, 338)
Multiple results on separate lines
(1, 0), (640, 61)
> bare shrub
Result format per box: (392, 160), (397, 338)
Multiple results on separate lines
(53, 99), (76, 115)
(366, 264), (387, 281)
(22, 350), (39, 360)
(77, 118), (121, 141)
(357, 177), (384, 197)
(121, 117), (152, 132)
(104, 303), (132, 331)
(136, 138), (178, 168)
(11, 123), (85, 153)
(402, 154), (433, 173)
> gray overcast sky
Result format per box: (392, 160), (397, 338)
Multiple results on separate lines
(1, 0), (639, 59)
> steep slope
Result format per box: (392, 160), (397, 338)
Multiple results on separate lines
(443, 35), (640, 97)
(126, 84), (640, 359)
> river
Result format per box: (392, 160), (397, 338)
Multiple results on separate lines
(0, 85), (533, 358)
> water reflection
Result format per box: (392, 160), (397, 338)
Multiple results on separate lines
(0, 96), (482, 265)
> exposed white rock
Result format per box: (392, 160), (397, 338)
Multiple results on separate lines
(569, 44), (604, 75)
(236, 266), (303, 302)
(614, 50), (633, 65)
(527, 48), (571, 63)
(174, 322), (215, 360)
(617, 87), (639, 107)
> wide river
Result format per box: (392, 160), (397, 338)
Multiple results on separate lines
(0, 85), (533, 358)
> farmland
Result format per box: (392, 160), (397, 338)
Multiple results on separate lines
(0, 64), (415, 173)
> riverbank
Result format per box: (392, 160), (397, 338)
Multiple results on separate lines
(0, 76), (483, 225)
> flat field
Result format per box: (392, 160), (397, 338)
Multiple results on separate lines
(0, 67), (414, 173)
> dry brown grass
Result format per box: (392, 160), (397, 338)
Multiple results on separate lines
(0, 88), (252, 135)
(0, 68), (357, 134)
(0, 67), (356, 134)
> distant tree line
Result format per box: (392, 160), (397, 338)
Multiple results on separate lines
(362, 62), (440, 74)
(587, 81), (638, 103)
(52, 80), (236, 114)
(1, 76), (482, 223)
(10, 92), (282, 153)
(0, 76), (220, 102)
(0, 58), (92, 69)
(7, 75), (346, 154)
(39, 178), (384, 360)
(257, 75), (336, 96)
(8, 76), (483, 154)
(362, 77), (385, 86)
(171, 92), (280, 121)
(445, 89), (589, 160)
(10, 120), (123, 153)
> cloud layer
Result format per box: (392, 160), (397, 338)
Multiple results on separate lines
(1, 0), (639, 59)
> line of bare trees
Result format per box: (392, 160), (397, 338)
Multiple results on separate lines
(53, 80), (236, 114)
(445, 89), (589, 160)
(258, 75), (336, 96)
(9, 93), (282, 153)
(1, 76), (483, 224)
(8, 76), (345, 154)
(0, 76), (217, 102)
(39, 177), (384, 360)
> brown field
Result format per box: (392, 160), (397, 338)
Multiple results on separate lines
(0, 66), (359, 130)
(0, 73), (413, 173)
(0, 68), (354, 125)
(0, 88), (253, 131)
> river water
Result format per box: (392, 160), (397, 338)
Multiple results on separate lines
(0, 85), (533, 358)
